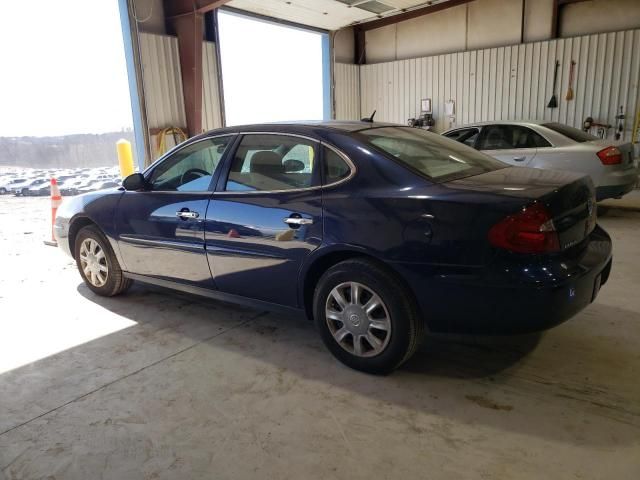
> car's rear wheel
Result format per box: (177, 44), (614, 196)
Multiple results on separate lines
(74, 225), (132, 296)
(0, 187), (6, 195)
(313, 258), (423, 374)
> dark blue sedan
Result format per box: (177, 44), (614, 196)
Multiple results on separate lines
(54, 121), (612, 373)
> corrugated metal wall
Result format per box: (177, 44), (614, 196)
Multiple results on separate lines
(139, 33), (186, 130)
(358, 29), (640, 140)
(334, 63), (360, 120)
(138, 33), (223, 132)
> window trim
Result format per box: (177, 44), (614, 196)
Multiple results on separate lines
(213, 132), (356, 195)
(141, 134), (237, 194)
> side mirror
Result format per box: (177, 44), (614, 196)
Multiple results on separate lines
(122, 173), (146, 191)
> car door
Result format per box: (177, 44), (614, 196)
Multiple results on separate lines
(116, 135), (234, 289)
(205, 133), (323, 308)
(477, 124), (545, 166)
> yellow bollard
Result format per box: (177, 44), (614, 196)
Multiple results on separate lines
(116, 139), (135, 178)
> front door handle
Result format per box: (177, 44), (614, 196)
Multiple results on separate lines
(284, 217), (313, 227)
(176, 210), (200, 219)
(513, 156), (527, 162)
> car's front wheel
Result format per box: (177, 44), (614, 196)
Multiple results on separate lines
(74, 225), (132, 296)
(313, 258), (423, 374)
(0, 187), (6, 195)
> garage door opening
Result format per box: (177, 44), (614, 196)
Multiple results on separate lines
(217, 10), (330, 126)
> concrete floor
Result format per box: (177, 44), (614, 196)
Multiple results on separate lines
(0, 196), (639, 480)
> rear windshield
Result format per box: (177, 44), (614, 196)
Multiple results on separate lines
(359, 126), (506, 182)
(542, 122), (597, 143)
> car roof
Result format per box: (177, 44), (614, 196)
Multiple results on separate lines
(195, 120), (402, 138)
(446, 120), (549, 130)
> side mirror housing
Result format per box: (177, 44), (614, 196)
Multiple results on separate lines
(122, 173), (146, 191)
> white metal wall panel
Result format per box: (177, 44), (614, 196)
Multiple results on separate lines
(202, 41), (223, 131)
(139, 34), (224, 132)
(359, 29), (640, 140)
(334, 63), (360, 120)
(139, 33), (186, 130)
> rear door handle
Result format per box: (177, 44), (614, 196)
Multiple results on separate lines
(176, 210), (200, 219)
(513, 156), (526, 162)
(284, 217), (313, 226)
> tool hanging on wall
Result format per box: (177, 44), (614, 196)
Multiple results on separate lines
(614, 106), (625, 141)
(547, 60), (560, 109)
(632, 106), (640, 144)
(565, 60), (576, 101)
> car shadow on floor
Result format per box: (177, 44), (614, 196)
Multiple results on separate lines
(2, 280), (636, 448)
(68, 281), (640, 444)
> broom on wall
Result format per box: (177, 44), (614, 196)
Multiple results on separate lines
(566, 60), (576, 101)
(548, 60), (560, 109)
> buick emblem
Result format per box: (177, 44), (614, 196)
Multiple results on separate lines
(349, 314), (361, 326)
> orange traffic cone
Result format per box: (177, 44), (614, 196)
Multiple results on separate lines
(44, 178), (63, 247)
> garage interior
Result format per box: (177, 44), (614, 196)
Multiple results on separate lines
(2, 0), (640, 478)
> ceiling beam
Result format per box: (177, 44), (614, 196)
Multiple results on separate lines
(355, 0), (476, 32)
(165, 0), (230, 18)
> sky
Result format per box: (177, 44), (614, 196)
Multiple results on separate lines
(218, 11), (324, 126)
(0, 0), (133, 137)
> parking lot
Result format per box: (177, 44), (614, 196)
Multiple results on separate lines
(1, 194), (639, 479)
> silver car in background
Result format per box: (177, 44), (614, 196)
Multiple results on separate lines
(443, 121), (638, 200)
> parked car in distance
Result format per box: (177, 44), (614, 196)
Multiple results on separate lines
(0, 177), (21, 194)
(26, 180), (52, 196)
(11, 178), (47, 196)
(443, 121), (638, 200)
(54, 121), (612, 373)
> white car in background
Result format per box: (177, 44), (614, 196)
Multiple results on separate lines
(443, 121), (638, 200)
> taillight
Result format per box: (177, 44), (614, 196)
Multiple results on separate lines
(488, 202), (560, 254)
(597, 146), (622, 165)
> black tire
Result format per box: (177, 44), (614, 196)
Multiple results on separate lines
(21, 188), (28, 196)
(0, 187), (6, 195)
(313, 258), (423, 374)
(74, 225), (132, 296)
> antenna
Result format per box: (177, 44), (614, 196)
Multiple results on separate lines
(361, 110), (376, 123)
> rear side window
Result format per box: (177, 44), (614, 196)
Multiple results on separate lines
(479, 125), (551, 150)
(323, 147), (351, 184)
(360, 126), (506, 182)
(225, 135), (318, 192)
(542, 122), (597, 143)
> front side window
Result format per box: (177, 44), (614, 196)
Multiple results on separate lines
(225, 135), (318, 192)
(149, 136), (232, 192)
(444, 128), (480, 147)
(479, 125), (551, 150)
(359, 126), (506, 182)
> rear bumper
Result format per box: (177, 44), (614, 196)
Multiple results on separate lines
(393, 225), (613, 334)
(596, 182), (636, 200)
(597, 167), (638, 200)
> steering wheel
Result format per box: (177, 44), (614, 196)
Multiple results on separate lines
(180, 168), (209, 185)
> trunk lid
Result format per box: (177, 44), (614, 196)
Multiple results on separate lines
(586, 139), (636, 167)
(447, 166), (596, 251)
